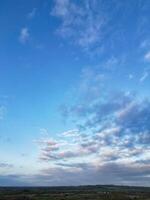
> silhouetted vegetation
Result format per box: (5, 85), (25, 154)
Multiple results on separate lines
(0, 185), (149, 200)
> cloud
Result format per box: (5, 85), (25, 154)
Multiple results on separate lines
(116, 100), (150, 133)
(1, 161), (150, 186)
(102, 56), (119, 70)
(0, 162), (13, 169)
(38, 134), (91, 161)
(51, 0), (108, 51)
(144, 51), (150, 61)
(37, 83), (150, 186)
(62, 129), (79, 137)
(45, 67), (150, 186)
(140, 71), (149, 82)
(27, 8), (37, 19)
(0, 174), (26, 186)
(2, 74), (150, 186)
(29, 161), (150, 186)
(38, 93), (150, 165)
(51, 0), (147, 58)
(19, 27), (30, 44)
(129, 74), (134, 79)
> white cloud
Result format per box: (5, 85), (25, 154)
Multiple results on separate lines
(51, 0), (107, 51)
(140, 71), (149, 82)
(62, 129), (79, 137)
(144, 51), (150, 61)
(19, 27), (30, 44)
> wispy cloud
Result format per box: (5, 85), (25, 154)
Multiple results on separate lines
(51, 0), (108, 52)
(144, 51), (150, 61)
(51, 0), (146, 58)
(140, 71), (149, 82)
(19, 27), (30, 44)
(27, 8), (37, 19)
(129, 74), (134, 80)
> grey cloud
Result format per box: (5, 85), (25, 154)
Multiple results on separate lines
(31, 162), (150, 186)
(0, 162), (13, 168)
(0, 174), (28, 186)
(1, 162), (150, 186)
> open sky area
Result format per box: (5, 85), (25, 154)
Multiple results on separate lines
(0, 0), (150, 186)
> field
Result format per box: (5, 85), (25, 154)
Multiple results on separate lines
(0, 185), (150, 200)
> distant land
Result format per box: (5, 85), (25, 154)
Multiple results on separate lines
(0, 185), (150, 200)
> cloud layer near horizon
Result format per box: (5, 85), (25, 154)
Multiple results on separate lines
(35, 71), (150, 186)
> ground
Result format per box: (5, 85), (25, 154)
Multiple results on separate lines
(0, 185), (150, 200)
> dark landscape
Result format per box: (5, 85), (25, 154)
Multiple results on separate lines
(0, 185), (150, 200)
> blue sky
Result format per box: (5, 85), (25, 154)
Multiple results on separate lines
(0, 0), (150, 186)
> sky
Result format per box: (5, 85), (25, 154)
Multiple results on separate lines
(0, 0), (150, 186)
